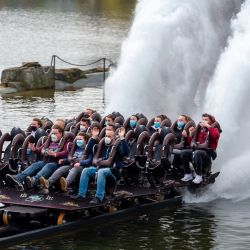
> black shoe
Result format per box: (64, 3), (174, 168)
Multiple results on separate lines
(6, 174), (24, 191)
(70, 194), (86, 201)
(89, 197), (102, 204)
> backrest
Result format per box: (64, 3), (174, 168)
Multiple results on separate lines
(0, 133), (12, 161)
(135, 131), (150, 156)
(92, 138), (120, 167)
(9, 133), (26, 159)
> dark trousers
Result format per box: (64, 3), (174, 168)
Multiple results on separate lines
(181, 149), (207, 175)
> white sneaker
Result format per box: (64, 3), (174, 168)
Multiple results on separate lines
(181, 174), (193, 182)
(192, 175), (202, 184)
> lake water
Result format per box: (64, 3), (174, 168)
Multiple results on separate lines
(1, 1), (250, 249)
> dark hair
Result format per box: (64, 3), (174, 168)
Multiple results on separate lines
(80, 117), (91, 126)
(179, 114), (191, 122)
(106, 114), (115, 121)
(33, 118), (43, 127)
(202, 113), (215, 123)
(51, 124), (64, 134)
(106, 123), (116, 132)
(77, 132), (90, 141)
(90, 122), (101, 131)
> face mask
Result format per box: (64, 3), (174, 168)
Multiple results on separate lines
(51, 134), (58, 142)
(154, 122), (161, 129)
(76, 139), (85, 148)
(177, 121), (185, 130)
(80, 125), (87, 132)
(30, 126), (37, 131)
(130, 120), (137, 127)
(105, 137), (112, 145)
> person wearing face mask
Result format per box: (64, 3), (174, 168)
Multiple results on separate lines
(6, 125), (71, 190)
(104, 114), (115, 127)
(128, 115), (138, 132)
(71, 124), (129, 203)
(26, 118), (43, 137)
(180, 113), (220, 184)
(79, 118), (91, 134)
(39, 132), (93, 194)
(148, 115), (164, 135)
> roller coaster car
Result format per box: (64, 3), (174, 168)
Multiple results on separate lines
(121, 125), (149, 184)
(165, 121), (222, 189)
(0, 127), (25, 186)
(142, 127), (176, 187)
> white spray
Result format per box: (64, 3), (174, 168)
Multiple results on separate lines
(203, 0), (250, 201)
(105, 0), (242, 119)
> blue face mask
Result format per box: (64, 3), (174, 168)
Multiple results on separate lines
(76, 139), (85, 148)
(177, 121), (185, 130)
(154, 122), (161, 129)
(130, 120), (137, 127)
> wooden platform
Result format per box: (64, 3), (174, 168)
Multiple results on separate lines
(0, 186), (158, 211)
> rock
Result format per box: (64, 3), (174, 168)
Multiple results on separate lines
(55, 68), (87, 84)
(1, 64), (54, 91)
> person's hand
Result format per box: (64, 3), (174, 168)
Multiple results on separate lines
(28, 142), (36, 151)
(74, 162), (80, 168)
(118, 127), (125, 139)
(189, 126), (195, 133)
(182, 130), (188, 137)
(92, 127), (99, 137)
(47, 150), (56, 158)
(200, 121), (210, 128)
(58, 159), (64, 165)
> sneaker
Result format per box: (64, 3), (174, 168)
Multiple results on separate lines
(60, 177), (67, 192)
(181, 174), (193, 182)
(6, 174), (24, 191)
(193, 175), (202, 184)
(89, 197), (102, 204)
(70, 194), (86, 201)
(26, 176), (35, 188)
(40, 176), (50, 189)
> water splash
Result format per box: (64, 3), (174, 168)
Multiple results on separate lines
(105, 0), (242, 118)
(202, 0), (250, 202)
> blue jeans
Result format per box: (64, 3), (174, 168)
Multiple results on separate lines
(96, 168), (116, 201)
(16, 160), (59, 185)
(33, 162), (60, 185)
(17, 161), (46, 181)
(78, 166), (97, 197)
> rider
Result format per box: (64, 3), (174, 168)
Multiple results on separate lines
(6, 124), (71, 190)
(26, 118), (43, 136)
(180, 113), (220, 184)
(71, 124), (129, 203)
(79, 118), (91, 133)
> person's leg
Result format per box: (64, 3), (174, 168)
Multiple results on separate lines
(193, 150), (207, 176)
(78, 167), (97, 197)
(33, 162), (59, 185)
(180, 149), (193, 174)
(180, 149), (194, 181)
(95, 168), (116, 201)
(48, 165), (71, 185)
(66, 166), (83, 185)
(17, 161), (45, 181)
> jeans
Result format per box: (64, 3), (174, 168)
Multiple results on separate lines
(17, 161), (46, 181)
(78, 166), (97, 197)
(181, 149), (207, 175)
(33, 162), (60, 185)
(95, 168), (116, 201)
(48, 165), (71, 185)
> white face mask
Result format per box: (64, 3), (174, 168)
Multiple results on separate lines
(104, 137), (112, 145)
(51, 134), (58, 142)
(80, 125), (87, 132)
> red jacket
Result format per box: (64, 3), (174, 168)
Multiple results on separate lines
(197, 127), (220, 150)
(187, 127), (220, 150)
(35, 139), (71, 162)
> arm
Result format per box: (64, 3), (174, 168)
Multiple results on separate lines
(80, 154), (93, 167)
(209, 127), (220, 140)
(55, 141), (71, 159)
(117, 139), (129, 157)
